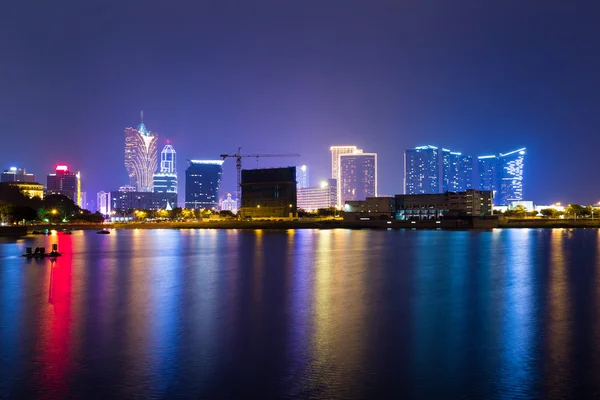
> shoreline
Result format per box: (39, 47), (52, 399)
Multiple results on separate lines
(16, 218), (600, 232)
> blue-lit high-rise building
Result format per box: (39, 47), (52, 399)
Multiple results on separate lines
(442, 149), (473, 192)
(477, 148), (526, 205)
(185, 160), (224, 209)
(478, 155), (499, 192)
(404, 145), (440, 194)
(498, 148), (526, 205)
(153, 144), (178, 197)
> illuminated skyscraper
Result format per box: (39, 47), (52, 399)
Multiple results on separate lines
(160, 144), (176, 173)
(296, 165), (309, 189)
(498, 148), (526, 205)
(404, 145), (440, 194)
(97, 191), (110, 215)
(46, 165), (81, 206)
(339, 152), (377, 205)
(125, 111), (158, 192)
(477, 148), (526, 205)
(442, 149), (473, 192)
(185, 160), (224, 209)
(153, 144), (178, 195)
(477, 155), (499, 192)
(330, 146), (359, 207)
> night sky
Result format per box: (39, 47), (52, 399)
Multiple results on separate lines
(1, 1), (599, 205)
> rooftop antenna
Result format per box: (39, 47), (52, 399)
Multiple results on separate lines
(140, 110), (144, 123)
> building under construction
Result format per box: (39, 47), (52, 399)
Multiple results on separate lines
(239, 167), (297, 219)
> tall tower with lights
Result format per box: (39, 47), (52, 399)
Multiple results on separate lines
(153, 143), (178, 194)
(124, 111), (158, 192)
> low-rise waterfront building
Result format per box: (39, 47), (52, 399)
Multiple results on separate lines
(297, 179), (337, 211)
(7, 182), (44, 199)
(219, 193), (238, 213)
(110, 191), (177, 212)
(344, 189), (494, 221)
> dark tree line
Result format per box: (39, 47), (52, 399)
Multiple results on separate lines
(0, 183), (104, 224)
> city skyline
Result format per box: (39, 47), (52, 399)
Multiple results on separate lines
(2, 2), (598, 204)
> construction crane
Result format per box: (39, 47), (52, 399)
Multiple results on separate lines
(219, 147), (300, 205)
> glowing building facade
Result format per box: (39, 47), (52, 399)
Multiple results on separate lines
(125, 112), (158, 192)
(498, 148), (526, 205)
(296, 165), (309, 189)
(97, 191), (110, 215)
(185, 160), (224, 209)
(153, 144), (178, 197)
(46, 165), (81, 206)
(477, 148), (525, 205)
(330, 146), (359, 207)
(339, 152), (377, 205)
(441, 149), (473, 193)
(404, 145), (440, 194)
(297, 179), (337, 211)
(219, 193), (238, 213)
(477, 155), (499, 193)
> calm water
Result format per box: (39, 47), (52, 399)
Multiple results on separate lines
(1, 229), (600, 399)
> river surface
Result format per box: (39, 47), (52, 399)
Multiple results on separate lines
(1, 228), (600, 399)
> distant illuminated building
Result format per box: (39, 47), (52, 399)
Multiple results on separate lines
(339, 152), (377, 205)
(81, 192), (87, 210)
(477, 148), (526, 205)
(153, 144), (178, 196)
(1, 167), (36, 183)
(477, 155), (498, 193)
(498, 148), (526, 205)
(46, 165), (81, 206)
(8, 182), (44, 199)
(125, 111), (158, 192)
(160, 144), (176, 173)
(330, 146), (359, 207)
(185, 160), (224, 210)
(404, 145), (440, 194)
(110, 191), (176, 212)
(297, 179), (337, 211)
(97, 191), (110, 215)
(219, 193), (238, 213)
(119, 185), (136, 192)
(441, 149), (473, 192)
(296, 165), (309, 189)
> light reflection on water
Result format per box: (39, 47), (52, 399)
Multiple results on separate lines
(1, 229), (600, 399)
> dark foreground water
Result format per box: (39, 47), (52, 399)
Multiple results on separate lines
(1, 229), (600, 399)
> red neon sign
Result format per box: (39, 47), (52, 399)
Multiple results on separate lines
(55, 165), (69, 172)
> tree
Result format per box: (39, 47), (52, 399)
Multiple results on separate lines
(565, 204), (586, 218)
(219, 210), (235, 219)
(527, 210), (539, 217)
(540, 208), (560, 218)
(504, 205), (527, 218)
(317, 208), (337, 217)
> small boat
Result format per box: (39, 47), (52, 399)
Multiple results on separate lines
(63, 230), (73, 234)
(97, 230), (110, 234)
